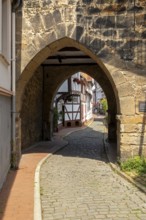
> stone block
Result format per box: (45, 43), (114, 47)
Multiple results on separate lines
(93, 16), (115, 29)
(120, 96), (135, 115)
(121, 123), (146, 133)
(119, 29), (136, 38)
(71, 26), (84, 41)
(118, 82), (135, 97)
(103, 30), (117, 37)
(128, 5), (144, 13)
(121, 124), (139, 133)
(87, 7), (101, 14)
(110, 70), (126, 85)
(90, 38), (105, 53)
(43, 13), (54, 30)
(116, 15), (134, 28)
(137, 75), (146, 86)
(29, 13), (44, 33)
(56, 23), (66, 39)
(119, 115), (144, 124)
(120, 145), (133, 160)
(132, 144), (146, 157)
(53, 10), (62, 23)
(120, 134), (138, 145)
(120, 144), (146, 160)
(120, 133), (146, 145)
(67, 24), (76, 37)
(82, 0), (93, 4)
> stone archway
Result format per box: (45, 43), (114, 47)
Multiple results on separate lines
(15, 37), (146, 168)
(16, 37), (121, 113)
(14, 1), (146, 168)
(15, 37), (121, 165)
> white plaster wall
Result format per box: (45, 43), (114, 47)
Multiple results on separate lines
(0, 0), (11, 90)
(0, 61), (11, 90)
(58, 80), (68, 92)
(0, 96), (11, 189)
(0, 0), (12, 189)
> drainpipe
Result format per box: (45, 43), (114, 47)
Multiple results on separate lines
(11, 0), (23, 168)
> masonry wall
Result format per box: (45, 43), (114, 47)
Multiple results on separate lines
(21, 66), (43, 149)
(17, 0), (146, 74)
(16, 0), (146, 160)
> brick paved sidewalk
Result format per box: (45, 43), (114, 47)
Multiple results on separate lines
(0, 126), (85, 220)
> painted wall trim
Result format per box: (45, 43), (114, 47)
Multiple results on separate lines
(0, 87), (13, 97)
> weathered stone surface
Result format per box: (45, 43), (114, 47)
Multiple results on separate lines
(103, 30), (117, 37)
(43, 13), (54, 30)
(18, 1), (146, 71)
(120, 144), (133, 159)
(120, 124), (143, 133)
(87, 6), (101, 14)
(137, 75), (146, 86)
(118, 82), (135, 97)
(53, 10), (62, 23)
(67, 24), (75, 37)
(142, 30), (146, 38)
(128, 6), (143, 12)
(98, 47), (111, 59)
(110, 70), (126, 85)
(120, 143), (146, 159)
(93, 16), (115, 29)
(82, 0), (93, 4)
(120, 133), (146, 145)
(29, 13), (44, 33)
(106, 40), (123, 48)
(119, 115), (145, 124)
(15, 0), (146, 161)
(71, 26), (84, 41)
(120, 97), (135, 115)
(90, 38), (105, 52)
(119, 29), (137, 38)
(56, 23), (66, 39)
(21, 67), (43, 149)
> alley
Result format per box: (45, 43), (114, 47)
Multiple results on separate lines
(40, 121), (146, 220)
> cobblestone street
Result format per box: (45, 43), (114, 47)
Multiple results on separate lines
(40, 121), (146, 220)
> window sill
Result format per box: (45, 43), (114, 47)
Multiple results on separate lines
(0, 87), (13, 97)
(0, 53), (10, 66)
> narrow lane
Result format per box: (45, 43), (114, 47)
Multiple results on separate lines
(40, 121), (146, 220)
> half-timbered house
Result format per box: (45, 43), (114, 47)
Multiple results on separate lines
(54, 72), (94, 130)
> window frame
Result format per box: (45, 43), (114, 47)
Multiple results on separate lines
(0, 0), (2, 53)
(0, 0), (11, 65)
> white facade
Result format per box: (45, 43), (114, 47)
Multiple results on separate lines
(0, 0), (16, 189)
(93, 82), (106, 103)
(55, 72), (94, 128)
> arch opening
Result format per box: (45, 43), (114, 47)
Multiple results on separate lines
(16, 38), (121, 166)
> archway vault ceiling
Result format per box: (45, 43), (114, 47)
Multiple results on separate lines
(17, 37), (122, 115)
(42, 47), (97, 66)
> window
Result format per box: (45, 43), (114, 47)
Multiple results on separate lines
(0, 0), (11, 62)
(0, 0), (2, 52)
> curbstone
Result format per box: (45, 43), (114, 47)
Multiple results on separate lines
(103, 129), (146, 195)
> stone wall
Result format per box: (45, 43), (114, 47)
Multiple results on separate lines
(21, 66), (43, 149)
(15, 0), (146, 160)
(16, 0), (146, 74)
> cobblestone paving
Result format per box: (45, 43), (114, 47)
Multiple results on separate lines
(40, 121), (146, 220)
